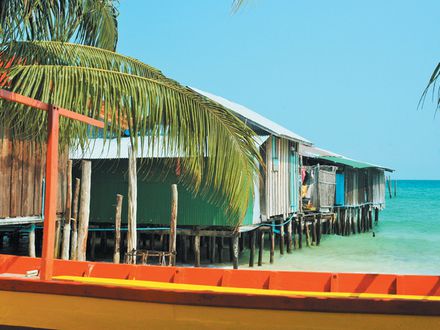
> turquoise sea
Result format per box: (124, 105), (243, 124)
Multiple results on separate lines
(235, 180), (440, 275)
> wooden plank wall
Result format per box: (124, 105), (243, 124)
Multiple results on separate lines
(0, 138), (67, 219)
(263, 136), (290, 218)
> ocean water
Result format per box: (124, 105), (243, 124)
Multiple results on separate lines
(235, 180), (440, 275)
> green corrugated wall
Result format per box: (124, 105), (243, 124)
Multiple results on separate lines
(73, 159), (253, 227)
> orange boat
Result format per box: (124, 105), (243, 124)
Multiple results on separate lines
(0, 254), (439, 329)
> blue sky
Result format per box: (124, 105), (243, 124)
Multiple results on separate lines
(117, 0), (440, 179)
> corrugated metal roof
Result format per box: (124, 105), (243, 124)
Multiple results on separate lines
(299, 145), (394, 172)
(191, 87), (312, 145)
(70, 136), (269, 160)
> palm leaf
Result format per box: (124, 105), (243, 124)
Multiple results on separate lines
(0, 0), (118, 50)
(0, 42), (260, 224)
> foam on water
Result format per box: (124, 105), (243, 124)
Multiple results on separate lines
(235, 180), (440, 275)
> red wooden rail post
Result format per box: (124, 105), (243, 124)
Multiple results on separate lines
(0, 89), (104, 280)
(40, 105), (59, 280)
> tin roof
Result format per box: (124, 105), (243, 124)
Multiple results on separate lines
(299, 145), (394, 172)
(191, 87), (312, 145)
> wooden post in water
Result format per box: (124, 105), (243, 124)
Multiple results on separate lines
(270, 220), (275, 263)
(286, 218), (293, 253)
(194, 232), (201, 267)
(113, 194), (123, 264)
(387, 176), (392, 199)
(61, 160), (72, 260)
(279, 219), (285, 255)
(209, 236), (216, 264)
(316, 215), (321, 246)
(232, 234), (239, 269)
(394, 180), (397, 197)
(28, 224), (36, 258)
(77, 160), (91, 261)
(54, 220), (61, 258)
(169, 184), (178, 266)
(70, 178), (80, 260)
(127, 147), (137, 264)
(249, 230), (255, 267)
(298, 215), (303, 249)
(375, 208), (379, 224)
(258, 231), (264, 266)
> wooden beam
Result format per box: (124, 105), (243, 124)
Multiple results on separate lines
(169, 184), (178, 266)
(113, 194), (123, 264)
(127, 147), (137, 264)
(77, 160), (91, 261)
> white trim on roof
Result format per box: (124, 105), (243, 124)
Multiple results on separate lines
(191, 87), (312, 145)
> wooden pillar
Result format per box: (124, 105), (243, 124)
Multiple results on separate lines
(70, 178), (80, 260)
(90, 231), (96, 260)
(311, 218), (317, 245)
(305, 221), (311, 246)
(270, 221), (275, 264)
(293, 219), (298, 249)
(169, 184), (178, 266)
(210, 236), (216, 264)
(54, 220), (61, 258)
(28, 224), (36, 258)
(258, 231), (264, 266)
(194, 232), (201, 267)
(316, 215), (321, 246)
(279, 219), (285, 255)
(239, 235), (244, 253)
(368, 207), (373, 230)
(61, 160), (72, 260)
(232, 234), (239, 269)
(181, 235), (188, 263)
(357, 208), (361, 233)
(375, 208), (379, 224)
(113, 194), (123, 264)
(217, 237), (224, 263)
(77, 160), (91, 262)
(228, 237), (234, 262)
(298, 215), (303, 249)
(286, 219), (293, 253)
(249, 231), (255, 267)
(127, 147), (137, 263)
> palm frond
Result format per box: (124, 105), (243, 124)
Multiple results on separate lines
(420, 62), (440, 111)
(0, 0), (118, 50)
(1, 50), (260, 223)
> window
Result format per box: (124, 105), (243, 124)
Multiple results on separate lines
(272, 136), (279, 171)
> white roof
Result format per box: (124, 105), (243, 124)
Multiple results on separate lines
(299, 145), (343, 158)
(70, 135), (269, 160)
(191, 87), (312, 145)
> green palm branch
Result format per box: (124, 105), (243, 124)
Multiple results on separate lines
(0, 41), (260, 225)
(0, 0), (118, 50)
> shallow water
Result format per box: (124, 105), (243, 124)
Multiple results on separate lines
(232, 180), (440, 275)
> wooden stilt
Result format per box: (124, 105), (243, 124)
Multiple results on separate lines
(61, 160), (72, 260)
(270, 221), (275, 264)
(127, 147), (137, 264)
(293, 219), (298, 249)
(249, 230), (255, 267)
(28, 224), (36, 258)
(228, 237), (234, 262)
(169, 184), (178, 266)
(311, 218), (317, 245)
(232, 234), (239, 269)
(239, 235), (244, 253)
(217, 237), (224, 263)
(210, 236), (216, 264)
(287, 218), (293, 253)
(54, 220), (61, 258)
(305, 222), (311, 246)
(77, 160), (91, 261)
(194, 232), (201, 267)
(375, 208), (379, 224)
(113, 194), (123, 264)
(149, 234), (154, 250)
(181, 235), (188, 263)
(90, 231), (96, 260)
(298, 215), (303, 249)
(279, 219), (285, 255)
(258, 231), (264, 266)
(70, 178), (80, 260)
(316, 215), (321, 246)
